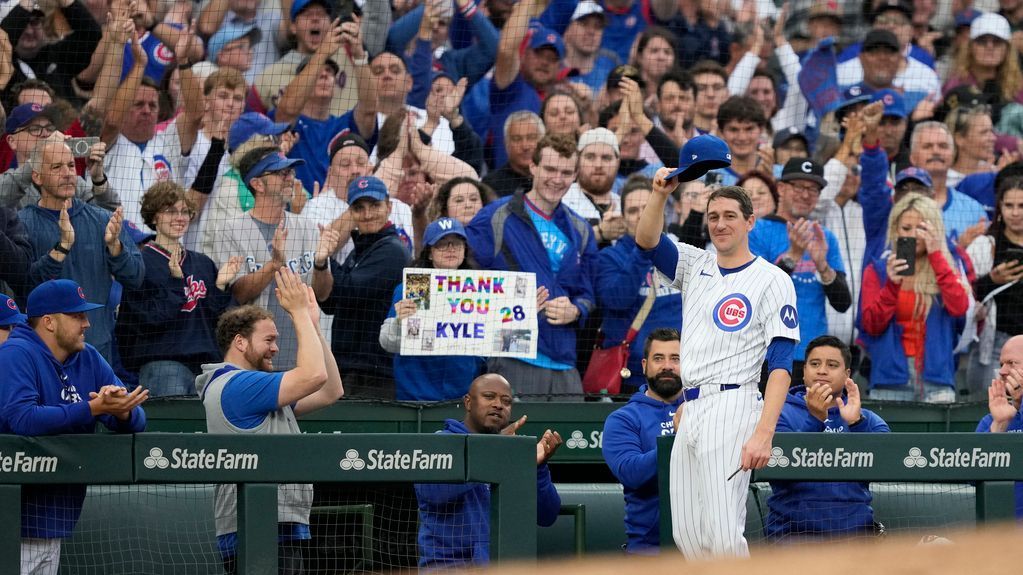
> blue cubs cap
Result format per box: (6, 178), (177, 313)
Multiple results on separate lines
(27, 280), (105, 317)
(424, 217), (467, 247)
(290, 0), (332, 21)
(0, 293), (26, 326)
(528, 26), (565, 59)
(895, 167), (933, 190)
(955, 8), (982, 29)
(873, 89), (906, 119)
(665, 134), (732, 182)
(207, 21), (262, 65)
(229, 112), (290, 152)
(5, 102), (50, 135)
(347, 176), (389, 204)
(243, 150), (305, 186)
(835, 84), (873, 120)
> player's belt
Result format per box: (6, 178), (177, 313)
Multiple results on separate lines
(681, 384), (741, 402)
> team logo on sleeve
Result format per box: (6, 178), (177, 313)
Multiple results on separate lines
(713, 294), (752, 332)
(780, 305), (799, 329)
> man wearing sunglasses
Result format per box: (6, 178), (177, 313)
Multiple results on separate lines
(211, 146), (338, 372)
(0, 103), (117, 211)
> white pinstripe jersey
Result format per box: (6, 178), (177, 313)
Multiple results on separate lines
(663, 240), (799, 387)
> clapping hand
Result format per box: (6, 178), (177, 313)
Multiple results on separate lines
(835, 378), (862, 426)
(88, 385), (149, 421)
(104, 207), (124, 256)
(216, 256), (242, 291)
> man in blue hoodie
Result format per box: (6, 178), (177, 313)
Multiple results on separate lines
(602, 328), (683, 555)
(767, 335), (889, 542)
(0, 279), (148, 574)
(468, 134), (598, 401)
(414, 373), (562, 568)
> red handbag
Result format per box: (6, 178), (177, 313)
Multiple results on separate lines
(582, 273), (660, 395)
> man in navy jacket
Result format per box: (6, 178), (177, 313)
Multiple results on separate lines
(0, 279), (147, 573)
(467, 133), (598, 400)
(767, 335), (889, 542)
(414, 374), (562, 568)
(602, 328), (683, 554)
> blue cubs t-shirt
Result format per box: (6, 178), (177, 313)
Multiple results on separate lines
(122, 28), (180, 82)
(749, 216), (845, 361)
(526, 197), (570, 273)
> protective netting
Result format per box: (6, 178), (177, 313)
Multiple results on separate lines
(749, 481), (977, 546)
(0, 0), (1016, 404)
(45, 482), (486, 574)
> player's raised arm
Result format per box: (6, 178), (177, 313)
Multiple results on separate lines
(635, 167), (677, 250)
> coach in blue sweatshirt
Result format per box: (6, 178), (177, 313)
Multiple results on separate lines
(0, 279), (147, 570)
(602, 328), (683, 554)
(415, 374), (562, 568)
(767, 335), (889, 542)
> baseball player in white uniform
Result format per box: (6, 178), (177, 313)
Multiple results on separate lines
(634, 135), (800, 559)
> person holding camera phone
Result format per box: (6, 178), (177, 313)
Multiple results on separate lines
(860, 193), (971, 403)
(964, 179), (1023, 397)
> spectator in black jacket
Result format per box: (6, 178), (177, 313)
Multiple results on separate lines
(0, 0), (102, 108)
(319, 176), (410, 400)
(0, 205), (31, 297)
(116, 182), (241, 396)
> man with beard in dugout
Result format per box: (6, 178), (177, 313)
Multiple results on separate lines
(601, 328), (684, 555)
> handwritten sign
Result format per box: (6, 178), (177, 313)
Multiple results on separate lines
(400, 268), (538, 358)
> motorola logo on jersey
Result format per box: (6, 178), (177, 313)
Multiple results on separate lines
(712, 294), (752, 332)
(780, 305), (799, 329)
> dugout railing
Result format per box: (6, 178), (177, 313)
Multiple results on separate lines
(0, 433), (538, 574)
(656, 433), (1021, 549)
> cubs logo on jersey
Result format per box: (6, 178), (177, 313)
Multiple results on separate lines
(153, 155), (173, 182)
(154, 43), (175, 66)
(713, 293), (752, 332)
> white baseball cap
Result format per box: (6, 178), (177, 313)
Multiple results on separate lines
(970, 12), (1011, 41)
(577, 127), (619, 156)
(571, 0), (606, 23)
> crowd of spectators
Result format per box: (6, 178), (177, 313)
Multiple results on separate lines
(2, 0), (1023, 404)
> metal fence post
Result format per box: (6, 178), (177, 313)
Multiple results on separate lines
(0, 484), (21, 574)
(237, 483), (279, 574)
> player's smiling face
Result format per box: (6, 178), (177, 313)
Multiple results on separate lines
(705, 197), (754, 255)
(802, 345), (849, 396)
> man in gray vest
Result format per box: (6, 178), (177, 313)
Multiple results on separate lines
(196, 267), (343, 574)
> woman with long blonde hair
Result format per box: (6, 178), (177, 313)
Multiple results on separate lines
(860, 193), (971, 403)
(943, 13), (1023, 105)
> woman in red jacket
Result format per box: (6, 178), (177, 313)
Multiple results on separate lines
(860, 193), (971, 403)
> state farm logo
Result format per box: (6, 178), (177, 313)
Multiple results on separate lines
(0, 451), (58, 473)
(565, 430), (602, 449)
(339, 449), (454, 470)
(143, 447), (259, 470)
(904, 447), (1010, 468)
(768, 447), (873, 468)
(144, 447), (170, 469)
(340, 449), (366, 470)
(767, 447), (790, 467)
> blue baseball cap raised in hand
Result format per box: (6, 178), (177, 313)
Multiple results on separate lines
(665, 135), (732, 182)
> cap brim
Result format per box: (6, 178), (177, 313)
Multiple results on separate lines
(31, 302), (105, 317)
(426, 230), (468, 246)
(781, 174), (827, 187)
(665, 159), (732, 183)
(0, 312), (27, 326)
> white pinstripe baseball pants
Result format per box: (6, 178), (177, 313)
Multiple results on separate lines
(669, 385), (762, 559)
